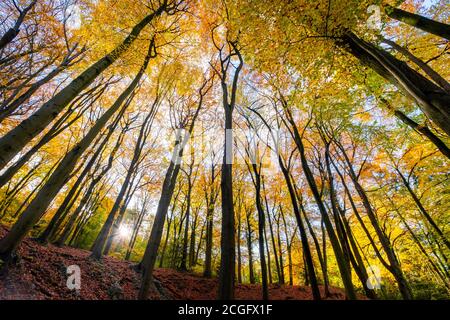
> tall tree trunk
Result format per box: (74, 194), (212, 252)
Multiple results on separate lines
(138, 79), (209, 299)
(263, 213), (273, 285)
(159, 192), (178, 267)
(203, 204), (214, 277)
(276, 216), (285, 285)
(280, 206), (295, 286)
(218, 106), (236, 299)
(252, 165), (269, 300)
(262, 179), (282, 284)
(236, 208), (242, 284)
(217, 42), (243, 300)
(188, 208), (198, 269)
(277, 156), (321, 299)
(380, 98), (450, 160)
(180, 177), (192, 271)
(380, 37), (450, 93)
(341, 32), (450, 136)
(203, 164), (218, 278)
(321, 219), (330, 297)
(125, 201), (147, 261)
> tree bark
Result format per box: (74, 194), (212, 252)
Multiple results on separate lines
(396, 168), (450, 250)
(217, 42), (243, 300)
(0, 0), (37, 50)
(335, 139), (413, 299)
(91, 105), (155, 259)
(203, 163), (218, 278)
(0, 40), (154, 260)
(380, 98), (450, 160)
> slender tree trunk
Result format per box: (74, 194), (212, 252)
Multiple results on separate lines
(159, 207), (175, 267)
(380, 98), (450, 160)
(280, 206), (295, 286)
(203, 164), (217, 278)
(380, 37), (450, 93)
(263, 180), (282, 284)
(55, 186), (95, 246)
(103, 180), (139, 256)
(0, 0), (37, 50)
(275, 212), (285, 285)
(301, 203), (329, 295)
(125, 202), (147, 261)
(384, 5), (450, 40)
(278, 156), (321, 299)
(246, 208), (255, 284)
(263, 219), (273, 285)
(188, 208), (198, 269)
(194, 221), (205, 266)
(138, 80), (208, 299)
(237, 209), (243, 284)
(252, 166), (269, 300)
(203, 204), (214, 277)
(336, 141), (413, 299)
(321, 219), (330, 296)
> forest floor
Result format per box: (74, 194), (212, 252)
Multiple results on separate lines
(0, 225), (348, 300)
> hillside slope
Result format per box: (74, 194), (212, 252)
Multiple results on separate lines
(0, 226), (347, 300)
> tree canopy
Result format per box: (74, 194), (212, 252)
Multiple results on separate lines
(0, 0), (448, 300)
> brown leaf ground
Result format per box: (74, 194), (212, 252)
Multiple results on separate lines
(0, 225), (348, 300)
